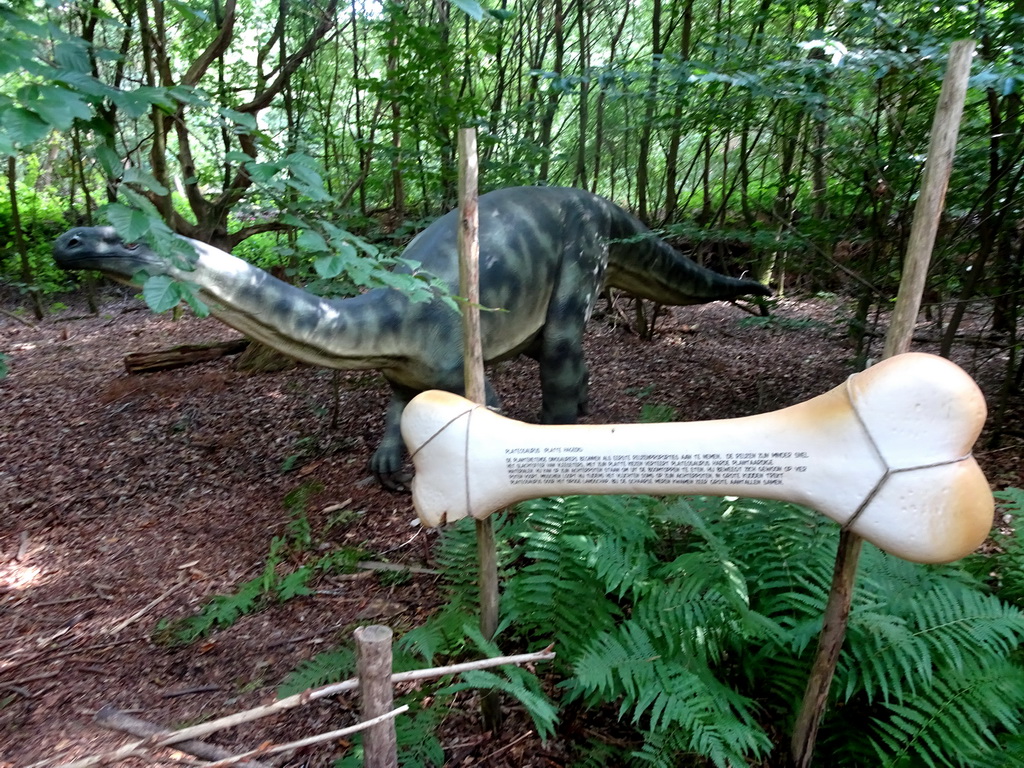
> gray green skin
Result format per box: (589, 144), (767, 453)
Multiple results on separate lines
(54, 186), (770, 488)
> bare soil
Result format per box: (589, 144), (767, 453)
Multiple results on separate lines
(2, 289), (1021, 768)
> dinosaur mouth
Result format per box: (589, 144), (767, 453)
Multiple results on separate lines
(54, 239), (149, 270)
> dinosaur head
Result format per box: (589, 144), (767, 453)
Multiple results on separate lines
(53, 227), (167, 282)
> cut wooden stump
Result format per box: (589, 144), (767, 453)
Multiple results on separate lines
(123, 339), (250, 374)
(233, 341), (298, 373)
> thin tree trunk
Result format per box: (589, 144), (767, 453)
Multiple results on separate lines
(635, 0), (663, 221)
(536, 0), (565, 182)
(7, 157), (44, 319)
(573, 2), (590, 187)
(590, 3), (629, 193)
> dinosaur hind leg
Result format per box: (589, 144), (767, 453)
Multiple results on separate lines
(538, 334), (589, 424)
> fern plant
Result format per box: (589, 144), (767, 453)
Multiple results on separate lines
(414, 492), (1024, 768)
(965, 487), (1024, 606)
(153, 482), (364, 647)
(271, 488), (1024, 767)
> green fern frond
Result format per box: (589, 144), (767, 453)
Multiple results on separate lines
(969, 730), (1024, 768)
(568, 737), (630, 768)
(867, 659), (1024, 768)
(437, 667), (559, 739)
(567, 618), (769, 766)
(965, 487), (1024, 606)
(586, 534), (654, 597)
(502, 497), (624, 650)
(276, 647), (355, 698)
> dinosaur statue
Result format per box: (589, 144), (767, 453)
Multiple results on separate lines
(54, 186), (771, 487)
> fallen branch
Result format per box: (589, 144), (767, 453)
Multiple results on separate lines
(94, 706), (273, 768)
(42, 647), (555, 768)
(123, 339), (250, 374)
(103, 582), (182, 636)
(200, 705), (409, 768)
(0, 307), (36, 327)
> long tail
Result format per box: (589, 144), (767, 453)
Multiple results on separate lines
(604, 209), (771, 306)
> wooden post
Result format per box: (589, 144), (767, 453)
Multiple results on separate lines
(457, 127), (503, 730)
(789, 38), (976, 768)
(355, 624), (397, 768)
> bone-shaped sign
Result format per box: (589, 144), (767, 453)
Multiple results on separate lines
(400, 353), (994, 564)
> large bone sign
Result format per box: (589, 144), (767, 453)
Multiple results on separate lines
(400, 353), (994, 564)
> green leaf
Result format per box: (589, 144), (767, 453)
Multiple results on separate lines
(53, 40), (91, 73)
(297, 230), (329, 252)
(0, 106), (50, 147)
(246, 162), (280, 183)
(179, 282), (209, 317)
(92, 144), (123, 178)
(276, 568), (315, 601)
(451, 0), (485, 20)
(313, 254), (345, 279)
(104, 203), (151, 241)
(122, 167), (170, 196)
(166, 0), (209, 22)
(142, 275), (184, 313)
(219, 107), (258, 131)
(109, 86), (177, 119)
(29, 86), (93, 130)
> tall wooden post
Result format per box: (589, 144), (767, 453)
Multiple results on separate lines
(789, 39), (975, 768)
(457, 127), (503, 729)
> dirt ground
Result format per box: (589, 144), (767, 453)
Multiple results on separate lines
(2, 288), (1021, 768)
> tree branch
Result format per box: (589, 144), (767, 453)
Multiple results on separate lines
(182, 0), (239, 87)
(236, 0), (339, 114)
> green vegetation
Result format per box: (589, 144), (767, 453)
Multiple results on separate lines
(153, 482), (365, 647)
(1, 0), (1020, 414)
(0, 0), (1020, 339)
(261, 491), (1024, 767)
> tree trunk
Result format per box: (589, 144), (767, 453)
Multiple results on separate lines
(7, 157), (44, 320)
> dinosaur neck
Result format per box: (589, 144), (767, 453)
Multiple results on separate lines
(175, 240), (412, 370)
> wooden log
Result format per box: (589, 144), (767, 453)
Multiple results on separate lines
(123, 339), (250, 374)
(355, 624), (398, 768)
(93, 705), (273, 768)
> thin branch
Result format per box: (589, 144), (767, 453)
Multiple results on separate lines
(200, 705), (409, 768)
(236, 0), (339, 114)
(39, 647), (555, 768)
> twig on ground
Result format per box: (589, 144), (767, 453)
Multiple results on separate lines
(0, 307), (36, 327)
(478, 729), (534, 763)
(94, 706), (273, 768)
(200, 705), (409, 768)
(356, 560), (439, 575)
(39, 647), (556, 768)
(103, 582), (182, 636)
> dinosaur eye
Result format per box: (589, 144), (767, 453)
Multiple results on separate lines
(125, 243), (139, 251)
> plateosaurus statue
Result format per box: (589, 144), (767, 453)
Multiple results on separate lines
(54, 186), (770, 487)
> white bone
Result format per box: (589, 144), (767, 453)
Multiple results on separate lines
(400, 353), (993, 564)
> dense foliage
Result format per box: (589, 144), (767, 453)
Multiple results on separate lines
(274, 492), (1024, 767)
(1, 0), (1020, 400)
(1, 0), (1021, 320)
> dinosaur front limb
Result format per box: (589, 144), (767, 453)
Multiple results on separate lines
(371, 391), (415, 490)
(401, 353), (993, 564)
